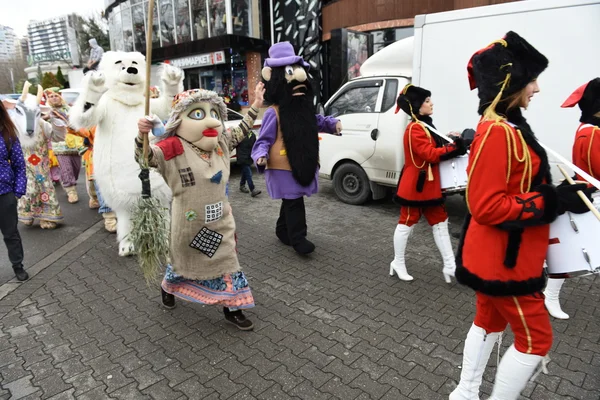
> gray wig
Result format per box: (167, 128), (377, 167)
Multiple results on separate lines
(162, 89), (228, 139)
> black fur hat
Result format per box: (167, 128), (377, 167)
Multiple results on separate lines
(395, 84), (431, 118)
(468, 31), (548, 114)
(561, 78), (600, 124)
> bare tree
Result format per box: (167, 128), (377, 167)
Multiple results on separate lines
(0, 57), (28, 94)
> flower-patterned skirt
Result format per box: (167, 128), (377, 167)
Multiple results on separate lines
(161, 265), (255, 309)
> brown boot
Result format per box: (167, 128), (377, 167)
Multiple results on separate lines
(40, 220), (58, 229)
(103, 212), (117, 233)
(89, 197), (100, 209)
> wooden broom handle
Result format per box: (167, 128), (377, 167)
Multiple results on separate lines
(557, 165), (600, 222)
(142, 0), (155, 163)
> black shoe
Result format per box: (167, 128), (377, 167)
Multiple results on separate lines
(293, 239), (315, 255)
(161, 288), (176, 309)
(250, 189), (261, 197)
(223, 308), (254, 331)
(13, 266), (29, 282)
(240, 186), (249, 193)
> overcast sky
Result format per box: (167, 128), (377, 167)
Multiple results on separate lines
(1, 0), (106, 37)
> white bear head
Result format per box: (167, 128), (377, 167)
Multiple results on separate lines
(99, 51), (146, 99)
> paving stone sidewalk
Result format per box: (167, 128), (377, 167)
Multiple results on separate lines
(0, 172), (598, 400)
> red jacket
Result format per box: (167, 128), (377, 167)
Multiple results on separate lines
(572, 123), (600, 183)
(395, 121), (460, 206)
(456, 120), (558, 296)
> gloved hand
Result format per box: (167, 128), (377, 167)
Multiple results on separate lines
(556, 182), (595, 214)
(453, 136), (468, 156)
(461, 128), (475, 148)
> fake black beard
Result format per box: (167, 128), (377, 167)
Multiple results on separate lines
(279, 93), (319, 187)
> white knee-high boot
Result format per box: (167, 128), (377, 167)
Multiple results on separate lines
(450, 324), (502, 400)
(390, 224), (414, 281)
(432, 219), (456, 283)
(489, 345), (543, 400)
(543, 278), (569, 319)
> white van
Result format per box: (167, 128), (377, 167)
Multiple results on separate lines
(319, 0), (600, 205)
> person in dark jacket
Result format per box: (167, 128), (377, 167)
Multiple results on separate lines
(237, 131), (261, 197)
(0, 99), (29, 281)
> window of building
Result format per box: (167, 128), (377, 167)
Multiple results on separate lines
(231, 0), (248, 36)
(209, 0), (227, 37)
(175, 0), (191, 43)
(372, 26), (414, 53)
(132, 2), (146, 51)
(122, 5), (134, 51)
(151, 1), (160, 48)
(159, 0), (176, 47)
(112, 6), (124, 51)
(191, 0), (209, 40)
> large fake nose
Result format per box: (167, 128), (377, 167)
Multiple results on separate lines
(127, 67), (138, 75)
(205, 118), (222, 129)
(294, 68), (307, 83)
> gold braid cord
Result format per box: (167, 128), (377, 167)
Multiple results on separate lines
(587, 127), (599, 178)
(407, 122), (435, 181)
(466, 121), (532, 213)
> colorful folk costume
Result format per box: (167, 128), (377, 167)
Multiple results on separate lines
(390, 84), (467, 283)
(451, 32), (594, 400)
(543, 78), (600, 320)
(45, 89), (83, 204)
(136, 88), (262, 330)
(251, 42), (341, 255)
(14, 84), (67, 229)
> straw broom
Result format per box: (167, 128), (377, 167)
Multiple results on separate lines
(130, 0), (170, 284)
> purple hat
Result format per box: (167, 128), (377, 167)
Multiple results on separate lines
(264, 42), (310, 69)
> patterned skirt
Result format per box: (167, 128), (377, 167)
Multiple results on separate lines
(161, 265), (255, 309)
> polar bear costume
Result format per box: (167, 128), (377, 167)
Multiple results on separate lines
(70, 51), (184, 256)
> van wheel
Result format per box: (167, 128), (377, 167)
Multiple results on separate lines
(333, 163), (371, 205)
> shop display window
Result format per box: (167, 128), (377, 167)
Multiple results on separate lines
(151, 2), (160, 48)
(231, 0), (248, 36)
(112, 6), (124, 51)
(159, 0), (176, 46)
(122, 5), (134, 51)
(191, 0), (209, 40)
(209, 0), (227, 37)
(175, 0), (192, 43)
(132, 2), (146, 51)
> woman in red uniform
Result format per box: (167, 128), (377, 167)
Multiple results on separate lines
(450, 32), (593, 400)
(545, 78), (600, 319)
(390, 84), (466, 283)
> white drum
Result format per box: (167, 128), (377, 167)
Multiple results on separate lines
(440, 154), (469, 193)
(546, 210), (600, 278)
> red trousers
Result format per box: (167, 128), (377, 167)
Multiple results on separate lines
(399, 205), (447, 227)
(474, 292), (552, 356)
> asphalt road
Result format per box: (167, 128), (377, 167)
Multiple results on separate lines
(0, 174), (103, 285)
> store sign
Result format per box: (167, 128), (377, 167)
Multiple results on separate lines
(169, 51), (226, 69)
(28, 50), (72, 66)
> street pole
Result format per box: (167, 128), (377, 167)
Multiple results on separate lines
(270, 0), (274, 45)
(10, 68), (15, 93)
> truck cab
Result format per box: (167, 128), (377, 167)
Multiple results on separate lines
(319, 37), (413, 205)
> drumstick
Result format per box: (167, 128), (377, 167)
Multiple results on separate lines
(557, 165), (600, 222)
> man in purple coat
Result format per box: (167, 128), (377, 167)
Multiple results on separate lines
(252, 42), (341, 255)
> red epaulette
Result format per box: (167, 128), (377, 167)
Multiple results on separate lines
(156, 137), (184, 161)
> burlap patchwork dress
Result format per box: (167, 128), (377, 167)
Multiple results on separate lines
(142, 111), (257, 309)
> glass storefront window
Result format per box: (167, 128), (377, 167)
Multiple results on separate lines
(132, 2), (146, 51)
(209, 0), (227, 37)
(109, 14), (117, 51)
(231, 0), (248, 37)
(191, 0), (208, 40)
(113, 6), (124, 51)
(151, 2), (160, 49)
(174, 0), (191, 43)
(122, 5), (134, 51)
(159, 0), (176, 47)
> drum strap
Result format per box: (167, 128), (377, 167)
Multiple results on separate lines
(420, 122), (453, 143)
(538, 141), (600, 191)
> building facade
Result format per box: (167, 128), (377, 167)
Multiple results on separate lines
(27, 15), (80, 68)
(320, 0), (521, 100)
(0, 25), (18, 62)
(105, 0), (269, 108)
